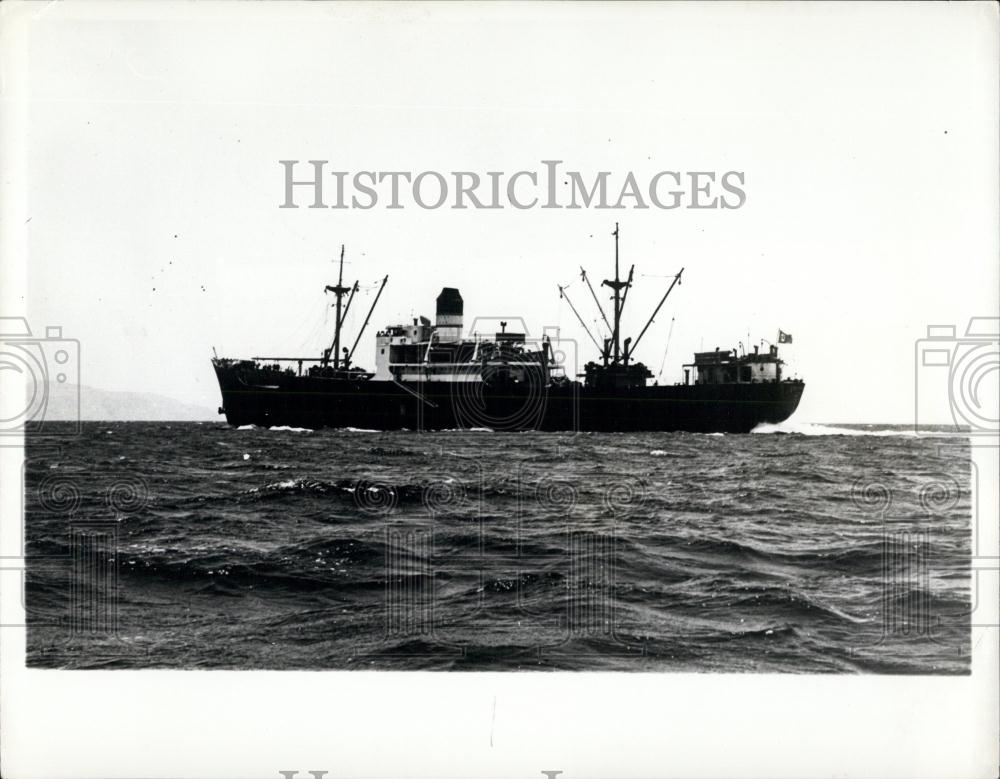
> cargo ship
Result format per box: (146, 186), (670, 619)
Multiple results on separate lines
(212, 226), (804, 432)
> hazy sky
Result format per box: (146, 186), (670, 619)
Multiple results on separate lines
(10, 2), (999, 423)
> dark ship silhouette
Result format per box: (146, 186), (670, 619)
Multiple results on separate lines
(212, 226), (804, 432)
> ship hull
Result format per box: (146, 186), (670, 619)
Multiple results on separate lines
(214, 363), (804, 433)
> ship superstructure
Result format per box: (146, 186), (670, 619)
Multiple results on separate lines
(370, 289), (557, 387)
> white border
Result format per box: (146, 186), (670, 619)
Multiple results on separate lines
(1, 3), (998, 778)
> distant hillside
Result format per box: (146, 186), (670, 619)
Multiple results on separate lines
(42, 383), (218, 422)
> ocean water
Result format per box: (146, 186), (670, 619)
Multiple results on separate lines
(25, 422), (971, 673)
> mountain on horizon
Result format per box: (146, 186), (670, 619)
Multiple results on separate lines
(40, 383), (218, 422)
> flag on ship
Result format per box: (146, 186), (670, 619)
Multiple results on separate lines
(778, 330), (793, 344)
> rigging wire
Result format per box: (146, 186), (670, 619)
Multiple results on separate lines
(284, 295), (326, 345)
(294, 299), (332, 354)
(559, 279), (608, 340)
(657, 317), (676, 379)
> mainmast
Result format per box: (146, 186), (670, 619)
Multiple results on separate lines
(601, 222), (631, 364)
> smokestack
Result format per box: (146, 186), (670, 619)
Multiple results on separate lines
(435, 287), (463, 342)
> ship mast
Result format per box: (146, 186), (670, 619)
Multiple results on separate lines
(325, 244), (353, 368)
(601, 222), (630, 365)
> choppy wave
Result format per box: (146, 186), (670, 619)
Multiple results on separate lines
(23, 421), (972, 673)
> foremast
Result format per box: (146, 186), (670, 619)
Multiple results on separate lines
(323, 245), (388, 370)
(324, 245), (355, 368)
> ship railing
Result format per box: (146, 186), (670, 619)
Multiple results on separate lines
(251, 356), (333, 376)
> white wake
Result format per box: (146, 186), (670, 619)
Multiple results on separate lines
(751, 421), (934, 437)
